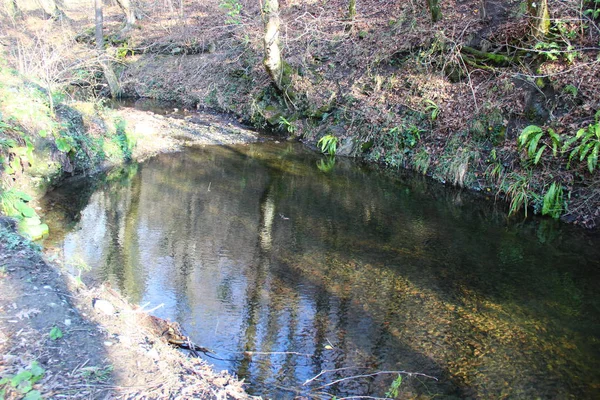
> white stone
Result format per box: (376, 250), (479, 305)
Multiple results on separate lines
(93, 299), (116, 316)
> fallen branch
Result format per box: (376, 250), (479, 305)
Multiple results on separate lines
(315, 370), (438, 390)
(304, 367), (369, 386)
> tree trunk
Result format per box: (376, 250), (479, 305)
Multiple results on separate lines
(116, 0), (136, 28)
(39, 0), (71, 20)
(426, 0), (442, 23)
(262, 0), (291, 95)
(95, 0), (122, 98)
(528, 0), (550, 38)
(94, 0), (103, 51)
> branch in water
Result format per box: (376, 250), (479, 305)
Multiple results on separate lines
(315, 370), (438, 390)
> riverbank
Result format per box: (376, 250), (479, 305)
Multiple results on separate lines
(2, 1), (599, 228)
(0, 217), (254, 399)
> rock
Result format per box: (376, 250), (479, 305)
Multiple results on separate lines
(93, 299), (116, 316)
(336, 137), (355, 156)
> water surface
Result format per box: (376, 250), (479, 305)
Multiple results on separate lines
(44, 142), (600, 399)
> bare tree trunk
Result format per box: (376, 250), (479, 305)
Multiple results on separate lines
(95, 0), (122, 98)
(115, 0), (136, 28)
(426, 0), (442, 23)
(528, 0), (550, 38)
(263, 0), (287, 93)
(95, 0), (103, 49)
(37, 0), (67, 20)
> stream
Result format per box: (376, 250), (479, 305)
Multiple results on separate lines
(42, 110), (600, 399)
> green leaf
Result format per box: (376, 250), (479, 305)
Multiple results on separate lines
(55, 138), (72, 153)
(534, 145), (547, 165)
(580, 142), (594, 161)
(29, 362), (45, 380)
(528, 132), (543, 158)
(20, 381), (32, 393)
(11, 371), (32, 387)
(49, 326), (63, 340)
(23, 390), (43, 400)
(15, 202), (36, 218)
(562, 134), (580, 151)
(519, 125), (542, 147)
(15, 191), (33, 201)
(588, 143), (599, 173)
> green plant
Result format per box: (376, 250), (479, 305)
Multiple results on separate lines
(0, 361), (45, 399)
(584, 0), (600, 19)
(278, 116), (296, 134)
(388, 125), (422, 150)
(503, 171), (533, 217)
(220, 0), (243, 24)
(413, 149), (431, 174)
(55, 136), (75, 153)
(563, 84), (578, 97)
(385, 375), (402, 398)
(485, 149), (505, 184)
(518, 125), (561, 165)
(115, 41), (134, 59)
(317, 134), (338, 156)
(49, 326), (63, 340)
(316, 157), (336, 173)
(80, 365), (113, 382)
(563, 110), (600, 173)
(423, 99), (440, 121)
(541, 182), (564, 219)
(1, 189), (35, 219)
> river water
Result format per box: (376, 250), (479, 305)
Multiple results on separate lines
(43, 140), (600, 399)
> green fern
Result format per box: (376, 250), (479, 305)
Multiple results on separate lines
(317, 134), (338, 156)
(424, 99), (440, 121)
(563, 111), (600, 173)
(518, 125), (561, 165)
(541, 182), (564, 219)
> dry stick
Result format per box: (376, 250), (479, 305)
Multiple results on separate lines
(316, 370), (438, 390)
(337, 397), (393, 400)
(303, 366), (369, 386)
(242, 350), (313, 357)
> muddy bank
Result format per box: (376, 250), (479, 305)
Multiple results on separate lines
(0, 217), (255, 399)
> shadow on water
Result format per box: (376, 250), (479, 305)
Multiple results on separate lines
(42, 142), (600, 399)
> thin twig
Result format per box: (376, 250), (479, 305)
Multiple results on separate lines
(304, 367), (369, 386)
(316, 370), (438, 390)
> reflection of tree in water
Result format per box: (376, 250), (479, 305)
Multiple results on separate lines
(51, 143), (600, 399)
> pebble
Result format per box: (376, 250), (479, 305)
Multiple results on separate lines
(64, 319), (71, 326)
(93, 299), (116, 316)
(104, 341), (113, 347)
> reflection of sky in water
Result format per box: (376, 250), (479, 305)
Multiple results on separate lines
(49, 142), (600, 399)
